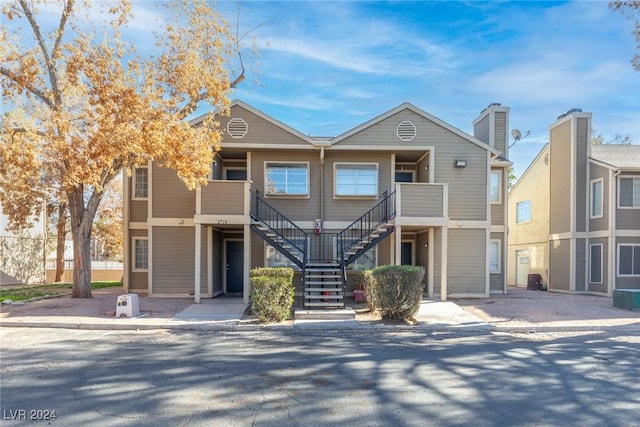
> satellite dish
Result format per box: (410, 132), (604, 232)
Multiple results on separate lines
(511, 129), (522, 141)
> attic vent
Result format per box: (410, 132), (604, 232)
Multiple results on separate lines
(396, 121), (416, 141)
(227, 118), (248, 138)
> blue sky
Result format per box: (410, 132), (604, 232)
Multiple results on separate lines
(10, 1), (640, 179)
(209, 0), (639, 178)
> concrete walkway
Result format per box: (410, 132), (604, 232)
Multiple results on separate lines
(0, 297), (490, 332)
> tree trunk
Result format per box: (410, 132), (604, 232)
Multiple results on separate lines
(54, 202), (67, 282)
(68, 187), (103, 298)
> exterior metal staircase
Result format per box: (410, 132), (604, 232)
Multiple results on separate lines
(250, 190), (396, 309)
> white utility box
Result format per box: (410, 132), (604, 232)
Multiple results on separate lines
(116, 293), (140, 318)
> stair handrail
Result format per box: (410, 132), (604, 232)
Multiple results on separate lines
(336, 190), (396, 259)
(250, 190), (308, 257)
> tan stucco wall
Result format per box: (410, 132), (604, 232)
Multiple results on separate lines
(508, 145), (550, 285)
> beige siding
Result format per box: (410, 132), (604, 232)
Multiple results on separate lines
(416, 232), (429, 286)
(436, 145), (487, 221)
(200, 181), (246, 215)
(494, 111), (507, 155)
(130, 201), (147, 223)
(549, 239), (571, 291)
(575, 118), (589, 233)
(491, 202), (504, 225)
(152, 226), (206, 294)
(399, 184), (445, 217)
(550, 122), (572, 234)
(474, 115), (490, 145)
(220, 105), (312, 146)
(323, 152), (393, 222)
(447, 228), (486, 295)
(589, 163), (609, 231)
(377, 235), (392, 265)
(251, 150), (320, 222)
(211, 154), (223, 180)
(417, 154), (430, 183)
(152, 164), (196, 218)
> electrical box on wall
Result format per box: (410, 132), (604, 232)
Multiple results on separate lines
(314, 219), (322, 234)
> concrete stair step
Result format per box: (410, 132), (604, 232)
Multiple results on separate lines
(294, 308), (355, 320)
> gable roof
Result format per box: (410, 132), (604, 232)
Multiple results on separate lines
(330, 102), (498, 155)
(590, 144), (640, 170)
(189, 100), (316, 146)
(509, 143), (549, 195)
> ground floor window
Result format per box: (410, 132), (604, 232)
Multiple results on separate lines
(132, 238), (148, 271)
(590, 244), (603, 283)
(265, 242), (302, 271)
(618, 244), (640, 276)
(489, 240), (501, 273)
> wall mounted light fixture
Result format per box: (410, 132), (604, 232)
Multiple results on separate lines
(454, 160), (467, 168)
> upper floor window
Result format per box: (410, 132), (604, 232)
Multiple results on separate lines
(619, 177), (640, 208)
(335, 163), (378, 197)
(490, 170), (502, 204)
(132, 238), (148, 271)
(618, 244), (640, 277)
(590, 178), (603, 218)
(133, 167), (148, 199)
(516, 200), (531, 224)
(265, 162), (309, 196)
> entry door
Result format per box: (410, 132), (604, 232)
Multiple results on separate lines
(401, 241), (414, 265)
(226, 241), (244, 294)
(516, 250), (530, 286)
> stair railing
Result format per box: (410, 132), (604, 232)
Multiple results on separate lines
(251, 190), (307, 266)
(336, 190), (396, 263)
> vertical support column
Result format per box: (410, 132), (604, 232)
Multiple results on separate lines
(194, 224), (202, 304)
(395, 225), (402, 265)
(207, 226), (213, 296)
(440, 227), (448, 301)
(243, 224), (251, 304)
(428, 228), (434, 298)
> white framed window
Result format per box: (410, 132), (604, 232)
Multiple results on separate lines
(336, 237), (377, 271)
(133, 166), (148, 200)
(590, 244), (603, 284)
(335, 163), (378, 197)
(516, 200), (531, 224)
(618, 177), (640, 208)
(132, 237), (148, 272)
(265, 162), (309, 197)
(591, 178), (603, 218)
(490, 170), (502, 204)
(618, 244), (640, 277)
(489, 240), (501, 273)
(265, 242), (302, 271)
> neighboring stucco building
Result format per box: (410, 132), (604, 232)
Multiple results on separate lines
(508, 108), (640, 294)
(0, 200), (47, 285)
(123, 100), (511, 306)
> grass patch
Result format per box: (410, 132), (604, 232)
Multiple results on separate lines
(0, 281), (122, 302)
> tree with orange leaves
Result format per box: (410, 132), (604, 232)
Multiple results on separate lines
(0, 0), (247, 297)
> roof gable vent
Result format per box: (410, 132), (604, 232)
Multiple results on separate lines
(396, 121), (416, 141)
(227, 118), (248, 138)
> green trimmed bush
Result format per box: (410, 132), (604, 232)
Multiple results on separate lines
(250, 268), (294, 323)
(366, 265), (425, 320)
(249, 267), (294, 282)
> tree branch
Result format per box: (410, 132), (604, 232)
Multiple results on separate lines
(18, 0), (64, 108)
(0, 67), (55, 109)
(52, 0), (74, 63)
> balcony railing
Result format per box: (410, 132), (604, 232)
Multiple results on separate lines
(396, 183), (448, 220)
(198, 180), (249, 216)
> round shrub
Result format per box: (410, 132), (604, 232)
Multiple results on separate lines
(368, 265), (425, 320)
